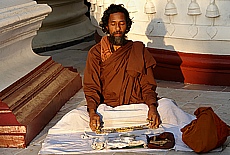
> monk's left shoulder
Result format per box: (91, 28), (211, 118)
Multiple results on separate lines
(133, 41), (145, 48)
(133, 41), (150, 55)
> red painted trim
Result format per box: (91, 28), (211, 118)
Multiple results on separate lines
(0, 101), (21, 125)
(148, 48), (230, 86)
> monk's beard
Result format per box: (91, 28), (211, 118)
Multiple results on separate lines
(108, 33), (127, 46)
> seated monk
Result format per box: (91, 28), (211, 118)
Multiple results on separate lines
(83, 4), (160, 131)
(39, 4), (230, 154)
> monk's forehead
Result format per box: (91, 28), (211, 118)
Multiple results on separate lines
(109, 12), (126, 22)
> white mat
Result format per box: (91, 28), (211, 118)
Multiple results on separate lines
(39, 98), (196, 154)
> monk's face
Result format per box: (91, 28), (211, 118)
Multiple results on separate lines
(106, 12), (127, 45)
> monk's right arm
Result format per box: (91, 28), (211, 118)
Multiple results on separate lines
(83, 49), (102, 112)
(83, 48), (102, 131)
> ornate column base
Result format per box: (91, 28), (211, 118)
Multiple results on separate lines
(0, 58), (82, 148)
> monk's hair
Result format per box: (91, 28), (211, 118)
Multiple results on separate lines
(99, 4), (132, 34)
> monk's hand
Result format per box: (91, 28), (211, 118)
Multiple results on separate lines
(147, 104), (161, 129)
(89, 109), (101, 131)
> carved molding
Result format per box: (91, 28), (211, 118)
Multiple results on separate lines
(0, 59), (82, 147)
(0, 2), (51, 48)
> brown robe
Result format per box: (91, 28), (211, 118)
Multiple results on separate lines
(83, 39), (157, 111)
(181, 107), (230, 153)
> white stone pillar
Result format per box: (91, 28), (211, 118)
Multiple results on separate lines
(0, 0), (51, 91)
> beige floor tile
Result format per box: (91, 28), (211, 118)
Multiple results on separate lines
(159, 89), (203, 104)
(220, 146), (230, 155)
(192, 92), (230, 104)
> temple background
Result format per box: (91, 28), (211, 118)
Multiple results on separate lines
(89, 0), (230, 55)
(88, 0), (230, 86)
(7, 0), (228, 87)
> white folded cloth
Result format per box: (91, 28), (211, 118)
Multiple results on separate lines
(40, 98), (197, 154)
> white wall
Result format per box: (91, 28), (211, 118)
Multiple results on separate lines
(90, 0), (230, 55)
